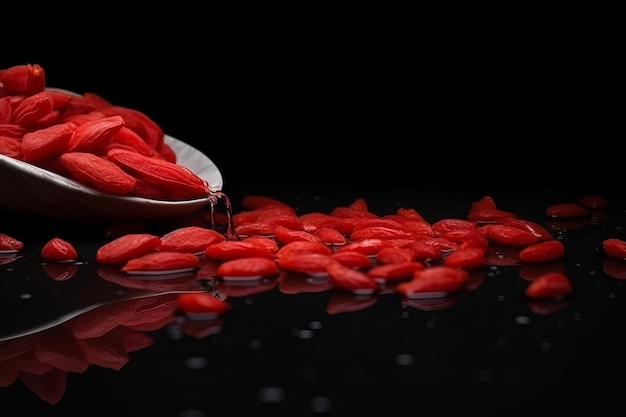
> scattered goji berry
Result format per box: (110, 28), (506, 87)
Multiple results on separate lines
(312, 227), (347, 246)
(96, 233), (161, 264)
(396, 266), (469, 298)
(204, 240), (275, 260)
(443, 247), (485, 269)
(273, 225), (323, 245)
(524, 271), (573, 300)
(545, 202), (592, 218)
(366, 261), (424, 283)
(480, 224), (541, 246)
(326, 260), (378, 294)
(519, 240), (565, 263)
(158, 226), (225, 254)
(329, 250), (373, 269)
(121, 251), (200, 274)
(41, 237), (78, 262)
(177, 292), (232, 319)
(0, 233), (24, 253)
(276, 252), (331, 276)
(602, 238), (626, 260)
(215, 257), (278, 280)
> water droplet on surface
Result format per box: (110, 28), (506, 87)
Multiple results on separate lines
(296, 329), (315, 339)
(257, 386), (285, 403)
(309, 321), (322, 330)
(309, 396), (333, 413)
(395, 353), (415, 366)
(183, 356), (208, 369)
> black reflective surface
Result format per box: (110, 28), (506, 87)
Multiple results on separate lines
(1, 184), (626, 416)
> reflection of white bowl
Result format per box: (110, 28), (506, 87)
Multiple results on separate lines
(0, 134), (223, 222)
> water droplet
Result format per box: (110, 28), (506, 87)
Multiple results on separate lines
(257, 386), (285, 403)
(19, 293), (31, 299)
(309, 321), (322, 330)
(309, 396), (333, 413)
(183, 356), (208, 369)
(296, 329), (315, 339)
(395, 353), (415, 366)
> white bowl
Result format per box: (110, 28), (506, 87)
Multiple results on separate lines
(0, 134), (223, 222)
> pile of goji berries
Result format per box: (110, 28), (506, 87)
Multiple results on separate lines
(0, 63), (210, 200)
(2, 191), (624, 318)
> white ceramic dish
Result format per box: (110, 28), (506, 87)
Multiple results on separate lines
(0, 133), (223, 222)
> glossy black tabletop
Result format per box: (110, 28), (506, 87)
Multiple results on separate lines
(1, 183), (625, 417)
(1, 39), (622, 415)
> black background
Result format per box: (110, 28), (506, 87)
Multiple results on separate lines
(1, 14), (619, 196)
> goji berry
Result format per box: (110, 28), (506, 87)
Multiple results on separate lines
(0, 233), (24, 253)
(204, 240), (275, 260)
(396, 266), (469, 298)
(312, 227), (347, 246)
(334, 238), (392, 257)
(158, 226), (225, 254)
(479, 224), (541, 246)
(235, 221), (276, 237)
(518, 240), (565, 263)
(329, 250), (373, 269)
(326, 260), (378, 294)
(41, 237), (78, 262)
(498, 218), (553, 241)
(0, 136), (23, 159)
(10, 91), (54, 126)
(276, 252), (332, 276)
(215, 257), (278, 280)
(0, 64), (45, 96)
(20, 122), (75, 163)
(96, 233), (161, 264)
(65, 114), (125, 153)
(121, 251), (200, 274)
(375, 246), (415, 264)
(59, 152), (137, 195)
(545, 202), (591, 218)
(366, 261), (424, 283)
(107, 148), (209, 200)
(275, 240), (332, 259)
(432, 218), (478, 235)
(466, 208), (516, 222)
(443, 247), (485, 269)
(603, 238), (626, 260)
(273, 225), (323, 245)
(177, 292), (232, 319)
(468, 195), (497, 212)
(350, 226), (414, 241)
(524, 271), (572, 300)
